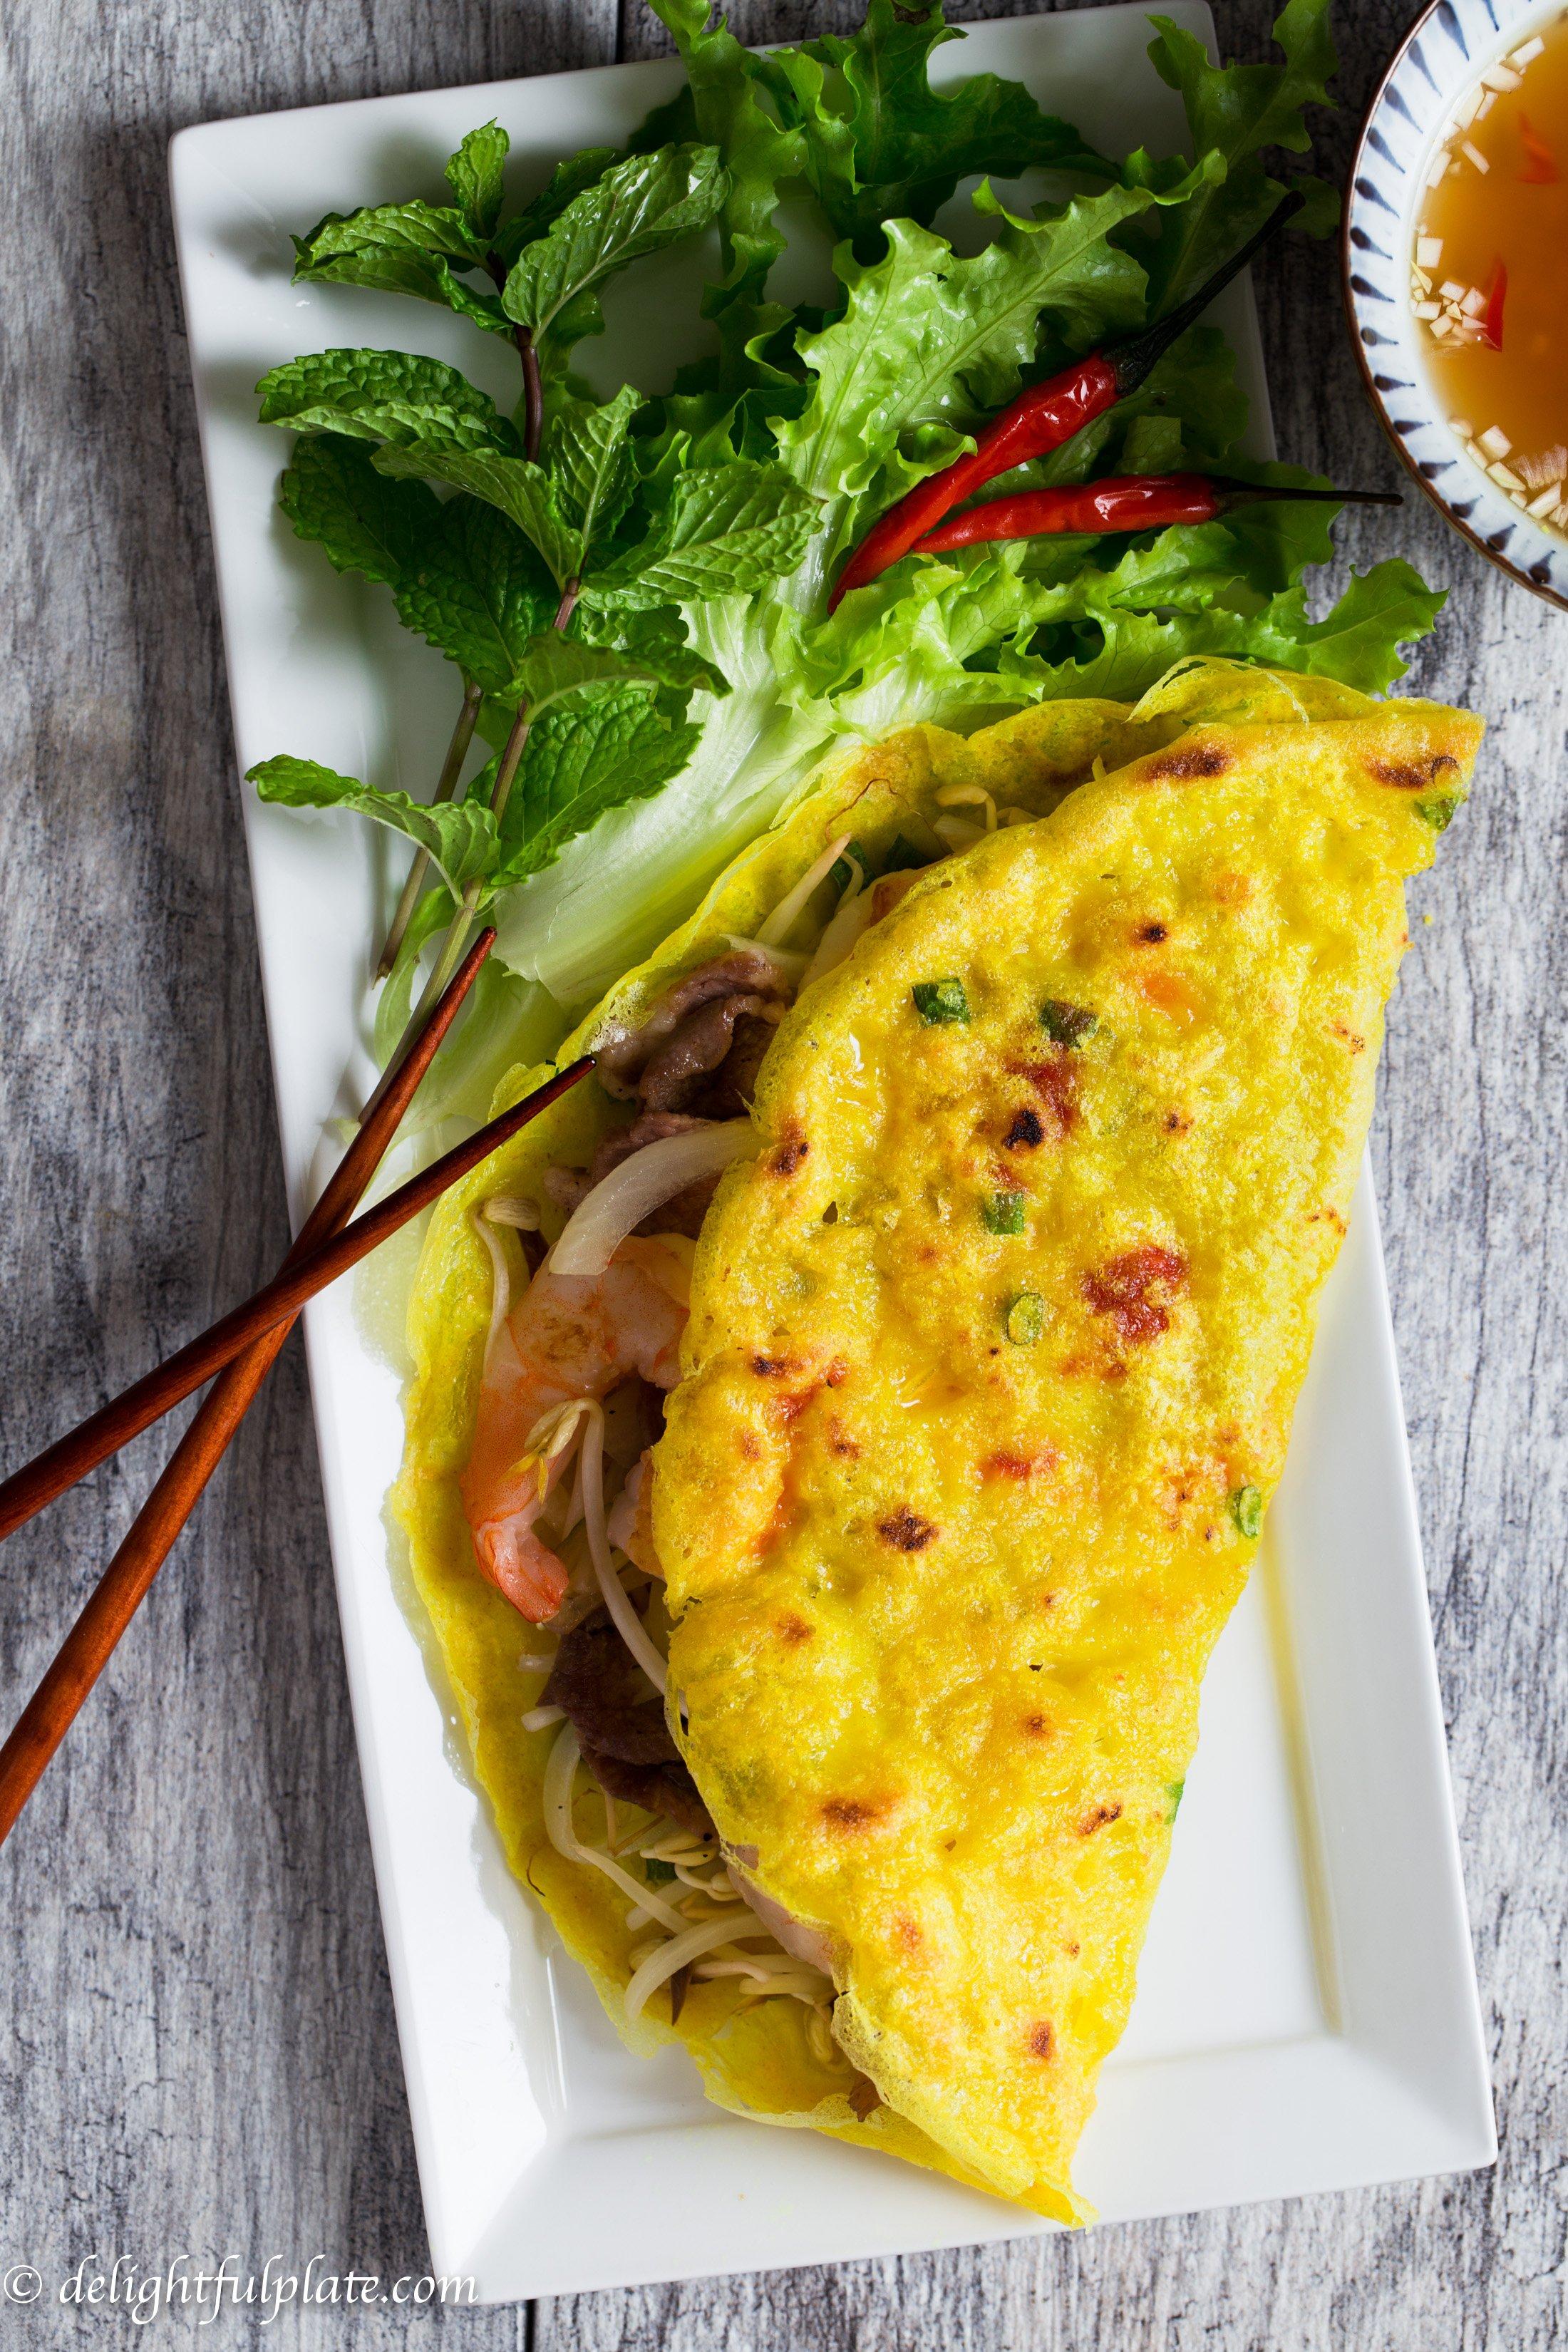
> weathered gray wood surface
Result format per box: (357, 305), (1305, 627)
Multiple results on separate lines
(1, 1), (1562, 2344)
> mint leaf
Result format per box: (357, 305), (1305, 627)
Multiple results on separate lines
(277, 434), (438, 587)
(492, 691), (701, 887)
(248, 755), (499, 899)
(1142, 0), (1339, 311)
(294, 198), (487, 280)
(502, 144), (728, 354)
(545, 386), (641, 549)
(506, 633), (664, 709)
(371, 444), (580, 586)
(290, 244), (456, 306)
(392, 496), (557, 692)
(445, 121), (510, 240)
(291, 176), (517, 334)
(757, 1), (1113, 259)
(582, 461), (817, 609)
(492, 148), (620, 268)
(257, 349), (515, 453)
(432, 267), (514, 339)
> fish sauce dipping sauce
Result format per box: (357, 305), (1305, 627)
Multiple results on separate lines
(1410, 14), (1568, 534)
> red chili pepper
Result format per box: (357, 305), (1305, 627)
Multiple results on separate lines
(1480, 260), (1507, 352)
(829, 354), (1119, 607)
(911, 473), (1399, 555)
(1519, 115), (1559, 185)
(827, 190), (1306, 611)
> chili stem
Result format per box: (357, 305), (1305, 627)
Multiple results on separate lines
(374, 678), (484, 981)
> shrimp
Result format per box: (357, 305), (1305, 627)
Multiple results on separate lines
(605, 1448), (662, 1579)
(461, 1236), (689, 1622)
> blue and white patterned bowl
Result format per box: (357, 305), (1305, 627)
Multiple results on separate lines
(1344, 0), (1568, 612)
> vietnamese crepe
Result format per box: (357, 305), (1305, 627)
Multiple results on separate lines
(394, 667), (1482, 2220)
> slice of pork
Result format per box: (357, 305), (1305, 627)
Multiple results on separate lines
(726, 1864), (837, 1976)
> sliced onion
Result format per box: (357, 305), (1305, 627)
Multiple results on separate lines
(757, 832), (852, 948)
(550, 1120), (756, 1279)
(624, 1909), (757, 2023)
(720, 934), (809, 982)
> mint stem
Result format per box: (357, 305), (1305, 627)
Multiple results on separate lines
(379, 698), (533, 1087)
(372, 557), (571, 1098)
(518, 329), (543, 460)
(374, 677), (483, 981)
(485, 246), (544, 460)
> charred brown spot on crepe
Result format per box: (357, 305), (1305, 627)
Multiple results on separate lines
(1143, 741), (1231, 780)
(1368, 751), (1459, 790)
(877, 1508), (937, 1552)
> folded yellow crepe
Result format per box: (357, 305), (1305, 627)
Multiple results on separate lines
(394, 666), (1481, 2222)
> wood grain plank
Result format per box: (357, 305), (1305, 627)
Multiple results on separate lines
(0, 4), (609, 2348)
(1, 1), (1562, 2346)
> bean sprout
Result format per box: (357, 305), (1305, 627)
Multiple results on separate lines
(483, 1195), (542, 1229)
(758, 833), (852, 947)
(541, 1723), (691, 1934)
(625, 1914), (775, 2023)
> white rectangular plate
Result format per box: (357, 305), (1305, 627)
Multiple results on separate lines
(168, 2), (1495, 2301)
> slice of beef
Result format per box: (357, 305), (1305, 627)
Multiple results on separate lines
(594, 950), (793, 1110)
(637, 992), (785, 1115)
(580, 1743), (713, 1840)
(697, 1010), (778, 1120)
(544, 1606), (714, 1838)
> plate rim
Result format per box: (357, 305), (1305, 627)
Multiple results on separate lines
(1342, 0), (1568, 614)
(166, 4), (1495, 2297)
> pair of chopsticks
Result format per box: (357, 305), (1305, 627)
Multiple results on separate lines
(0, 929), (592, 1846)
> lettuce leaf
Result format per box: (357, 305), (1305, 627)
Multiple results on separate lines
(648, 0), (807, 410)
(755, 0), (1113, 259)
(1139, 0), (1340, 313)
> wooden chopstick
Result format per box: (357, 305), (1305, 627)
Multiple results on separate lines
(0, 1042), (592, 1846)
(0, 1049), (591, 1543)
(0, 944), (574, 1549)
(0, 927), (501, 1843)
